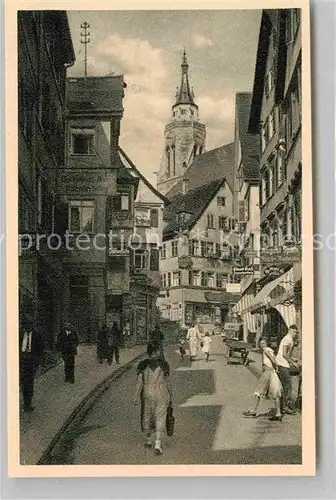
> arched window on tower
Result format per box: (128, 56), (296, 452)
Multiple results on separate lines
(166, 146), (171, 177)
(172, 144), (176, 177)
(193, 144), (198, 158)
(199, 145), (203, 155)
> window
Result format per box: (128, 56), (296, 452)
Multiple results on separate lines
(216, 273), (228, 289)
(217, 196), (226, 206)
(206, 242), (214, 255)
(264, 170), (270, 201)
(180, 109), (186, 115)
(269, 165), (274, 198)
(172, 240), (178, 257)
(189, 240), (200, 256)
(150, 209), (159, 228)
(172, 145), (176, 177)
(161, 243), (166, 259)
(269, 109), (275, 139)
(238, 200), (247, 222)
(261, 121), (267, 152)
(150, 248), (160, 271)
(112, 191), (130, 211)
(70, 129), (95, 155)
(189, 271), (200, 286)
(206, 213), (215, 229)
(200, 240), (206, 257)
(276, 150), (284, 187)
(201, 272), (207, 287)
(172, 272), (180, 287)
(219, 216), (229, 231)
(134, 250), (147, 269)
(167, 272), (171, 287)
(207, 273), (215, 287)
(221, 244), (231, 260)
(135, 209), (150, 226)
(166, 146), (171, 177)
(161, 274), (167, 288)
(69, 200), (94, 233)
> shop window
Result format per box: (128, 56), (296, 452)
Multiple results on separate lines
(69, 200), (94, 233)
(171, 240), (178, 257)
(70, 128), (95, 155)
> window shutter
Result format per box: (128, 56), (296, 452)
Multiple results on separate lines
(150, 248), (159, 271)
(150, 209), (159, 228)
(238, 200), (246, 222)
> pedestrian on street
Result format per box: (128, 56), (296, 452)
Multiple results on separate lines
(19, 320), (45, 412)
(202, 332), (212, 362)
(243, 338), (282, 420)
(179, 339), (186, 361)
(275, 325), (300, 415)
(133, 340), (173, 456)
(186, 323), (201, 361)
(97, 324), (109, 363)
(57, 322), (79, 383)
(107, 322), (121, 365)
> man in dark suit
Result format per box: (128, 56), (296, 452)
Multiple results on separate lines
(19, 320), (45, 412)
(56, 322), (79, 383)
(107, 322), (121, 365)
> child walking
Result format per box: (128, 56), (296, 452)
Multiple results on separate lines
(202, 332), (212, 362)
(243, 338), (282, 420)
(134, 341), (173, 455)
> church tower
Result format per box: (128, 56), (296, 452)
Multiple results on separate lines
(157, 50), (206, 196)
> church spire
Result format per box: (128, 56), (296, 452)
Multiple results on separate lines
(174, 49), (197, 107)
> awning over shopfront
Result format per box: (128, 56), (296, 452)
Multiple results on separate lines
(232, 292), (257, 333)
(245, 268), (295, 314)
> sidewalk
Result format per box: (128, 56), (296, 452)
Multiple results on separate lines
(20, 343), (146, 465)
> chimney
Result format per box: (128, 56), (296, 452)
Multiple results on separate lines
(182, 178), (189, 195)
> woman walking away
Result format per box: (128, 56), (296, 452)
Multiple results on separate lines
(186, 323), (200, 361)
(134, 341), (173, 455)
(202, 332), (212, 362)
(243, 338), (282, 420)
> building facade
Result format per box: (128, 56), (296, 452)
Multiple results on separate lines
(230, 93), (261, 342)
(241, 9), (302, 347)
(157, 51), (206, 196)
(158, 178), (241, 333)
(18, 11), (75, 348)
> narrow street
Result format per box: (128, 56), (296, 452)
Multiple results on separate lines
(49, 337), (301, 465)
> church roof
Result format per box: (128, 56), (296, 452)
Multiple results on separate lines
(235, 93), (260, 181)
(173, 50), (197, 107)
(163, 179), (225, 240)
(166, 142), (235, 200)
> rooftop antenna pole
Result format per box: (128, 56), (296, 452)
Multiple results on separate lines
(80, 21), (90, 79)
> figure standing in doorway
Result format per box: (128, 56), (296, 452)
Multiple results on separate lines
(19, 320), (45, 412)
(107, 322), (121, 365)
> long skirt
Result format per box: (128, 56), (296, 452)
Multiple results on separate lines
(189, 339), (198, 357)
(254, 368), (282, 399)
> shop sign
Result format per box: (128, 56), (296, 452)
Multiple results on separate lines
(263, 266), (282, 277)
(244, 249), (258, 258)
(58, 170), (107, 194)
(260, 246), (301, 266)
(233, 265), (254, 275)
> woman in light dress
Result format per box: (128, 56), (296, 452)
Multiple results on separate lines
(186, 323), (201, 361)
(134, 341), (172, 455)
(243, 338), (283, 421)
(202, 332), (212, 362)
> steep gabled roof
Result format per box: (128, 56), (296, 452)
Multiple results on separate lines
(166, 143), (235, 200)
(66, 75), (126, 116)
(118, 148), (170, 205)
(163, 179), (225, 241)
(235, 93), (260, 181)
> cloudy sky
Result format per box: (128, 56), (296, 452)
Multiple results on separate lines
(67, 10), (261, 184)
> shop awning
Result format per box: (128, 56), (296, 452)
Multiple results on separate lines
(245, 268), (294, 314)
(232, 291), (257, 333)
